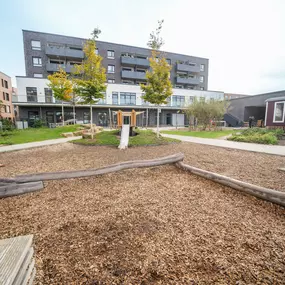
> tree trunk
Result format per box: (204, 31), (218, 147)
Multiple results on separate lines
(61, 102), (65, 126)
(73, 104), (76, 125)
(90, 104), (93, 139)
(14, 153), (185, 183)
(157, 107), (160, 138)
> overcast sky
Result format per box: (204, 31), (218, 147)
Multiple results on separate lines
(1, 0), (284, 94)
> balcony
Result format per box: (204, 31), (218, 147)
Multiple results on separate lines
(121, 70), (146, 80)
(121, 56), (150, 67)
(176, 77), (200, 85)
(46, 63), (74, 73)
(45, 46), (84, 59)
(177, 63), (200, 73)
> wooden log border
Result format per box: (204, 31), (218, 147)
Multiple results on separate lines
(176, 161), (285, 207)
(14, 153), (185, 183)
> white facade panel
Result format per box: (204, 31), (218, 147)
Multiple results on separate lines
(15, 78), (224, 107)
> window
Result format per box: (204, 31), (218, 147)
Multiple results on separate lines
(175, 85), (183, 89)
(44, 88), (53, 103)
(200, 64), (205, 72)
(33, 57), (42, 67)
(273, 102), (285, 122)
(108, 65), (115, 73)
(1, 79), (3, 87)
(166, 58), (171, 65)
(189, 96), (195, 103)
(172, 95), (185, 107)
(199, 76), (204, 83)
(108, 79), (115, 83)
(200, 87), (204, 90)
(107, 50), (115, 58)
(2, 92), (5, 100)
(5, 93), (9, 101)
(69, 47), (82, 51)
(83, 112), (90, 124)
(120, 92), (136, 105)
(200, 97), (205, 102)
(5, 105), (11, 113)
(26, 87), (37, 102)
(34, 73), (43, 78)
(31, 40), (41, 50)
(95, 48), (98, 55)
(4, 80), (8, 89)
(112, 92), (118, 104)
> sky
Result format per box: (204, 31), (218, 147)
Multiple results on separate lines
(0, 0), (284, 94)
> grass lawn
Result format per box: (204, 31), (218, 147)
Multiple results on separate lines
(161, 129), (233, 139)
(73, 129), (179, 147)
(0, 125), (80, 145)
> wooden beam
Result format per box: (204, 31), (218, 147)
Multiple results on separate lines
(176, 161), (285, 207)
(15, 153), (185, 183)
(0, 182), (44, 198)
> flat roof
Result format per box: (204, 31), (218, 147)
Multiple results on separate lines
(229, 90), (285, 101)
(22, 29), (209, 61)
(265, 96), (285, 102)
(0, 71), (11, 78)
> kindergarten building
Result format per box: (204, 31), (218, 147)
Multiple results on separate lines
(13, 30), (224, 127)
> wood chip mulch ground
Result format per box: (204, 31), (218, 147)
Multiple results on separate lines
(0, 143), (285, 284)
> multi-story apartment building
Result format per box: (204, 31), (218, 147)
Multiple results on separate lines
(0, 72), (14, 120)
(14, 30), (224, 127)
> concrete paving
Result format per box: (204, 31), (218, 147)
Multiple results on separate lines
(0, 136), (82, 153)
(161, 134), (285, 156)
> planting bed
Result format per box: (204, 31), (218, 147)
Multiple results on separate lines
(0, 143), (285, 284)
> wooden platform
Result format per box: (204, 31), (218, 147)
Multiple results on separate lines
(0, 235), (35, 285)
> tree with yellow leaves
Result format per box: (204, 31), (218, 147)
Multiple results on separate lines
(141, 20), (172, 137)
(47, 68), (73, 126)
(72, 33), (106, 138)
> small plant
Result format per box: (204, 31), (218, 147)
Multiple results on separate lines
(0, 118), (15, 131)
(32, 119), (44, 128)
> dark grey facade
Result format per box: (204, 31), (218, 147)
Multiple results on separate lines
(225, 90), (285, 126)
(23, 30), (209, 90)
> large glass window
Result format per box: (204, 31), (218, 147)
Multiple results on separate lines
(112, 92), (118, 104)
(274, 102), (285, 122)
(26, 87), (37, 102)
(83, 112), (90, 124)
(107, 50), (115, 58)
(120, 92), (136, 105)
(108, 65), (115, 73)
(172, 95), (185, 107)
(33, 57), (42, 67)
(31, 40), (41, 50)
(44, 88), (53, 103)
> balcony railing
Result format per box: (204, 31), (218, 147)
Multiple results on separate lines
(45, 46), (84, 59)
(46, 63), (74, 73)
(121, 70), (146, 80)
(176, 63), (200, 73)
(121, 56), (150, 67)
(176, 77), (200, 85)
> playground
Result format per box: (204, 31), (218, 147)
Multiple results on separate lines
(0, 142), (285, 284)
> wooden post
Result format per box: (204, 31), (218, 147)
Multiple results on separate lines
(117, 110), (122, 127)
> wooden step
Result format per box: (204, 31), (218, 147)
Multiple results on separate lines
(0, 235), (35, 285)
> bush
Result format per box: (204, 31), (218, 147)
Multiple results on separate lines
(0, 118), (15, 131)
(30, 119), (44, 128)
(228, 127), (281, 145)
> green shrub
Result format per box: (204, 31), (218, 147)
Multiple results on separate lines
(0, 118), (15, 131)
(229, 133), (278, 145)
(31, 119), (44, 128)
